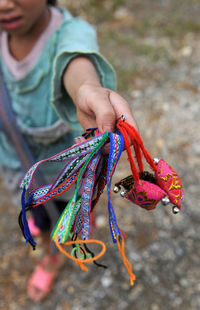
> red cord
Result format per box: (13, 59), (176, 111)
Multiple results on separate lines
(117, 120), (157, 181)
(117, 122), (140, 181)
(124, 122), (157, 172)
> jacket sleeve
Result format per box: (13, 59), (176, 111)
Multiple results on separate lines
(51, 16), (116, 129)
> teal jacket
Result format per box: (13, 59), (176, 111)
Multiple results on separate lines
(0, 8), (116, 176)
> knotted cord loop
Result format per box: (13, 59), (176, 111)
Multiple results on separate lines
(54, 237), (106, 271)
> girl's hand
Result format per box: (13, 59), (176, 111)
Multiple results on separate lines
(63, 56), (138, 133)
(75, 83), (138, 133)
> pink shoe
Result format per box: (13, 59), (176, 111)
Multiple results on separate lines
(28, 218), (41, 236)
(27, 256), (57, 301)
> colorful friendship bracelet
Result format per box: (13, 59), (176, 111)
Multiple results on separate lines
(19, 118), (183, 285)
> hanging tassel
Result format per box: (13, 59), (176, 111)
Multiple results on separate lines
(120, 121), (157, 172)
(117, 235), (136, 286)
(21, 187), (36, 250)
(83, 243), (108, 269)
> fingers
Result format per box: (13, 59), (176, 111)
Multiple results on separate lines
(90, 94), (116, 133)
(77, 108), (97, 131)
(78, 89), (117, 133)
(74, 136), (86, 145)
(89, 90), (138, 133)
(77, 86), (138, 133)
(109, 91), (139, 131)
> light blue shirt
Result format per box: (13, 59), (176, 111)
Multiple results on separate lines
(0, 8), (116, 177)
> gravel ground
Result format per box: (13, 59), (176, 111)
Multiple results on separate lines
(0, 1), (200, 309)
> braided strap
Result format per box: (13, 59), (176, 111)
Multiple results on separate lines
(106, 132), (124, 242)
(19, 134), (107, 190)
(30, 154), (89, 206)
(51, 132), (109, 243)
(81, 153), (101, 240)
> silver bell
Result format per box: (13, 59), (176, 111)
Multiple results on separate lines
(113, 186), (120, 193)
(161, 196), (170, 206)
(120, 190), (127, 197)
(172, 206), (180, 214)
(153, 158), (160, 164)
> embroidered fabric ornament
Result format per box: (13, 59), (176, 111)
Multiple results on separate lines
(115, 120), (183, 213)
(19, 119), (183, 286)
(155, 159), (183, 209)
(125, 179), (166, 210)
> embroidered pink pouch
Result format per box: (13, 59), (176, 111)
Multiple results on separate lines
(155, 159), (183, 209)
(125, 180), (166, 210)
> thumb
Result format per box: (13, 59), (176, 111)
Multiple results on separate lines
(93, 99), (116, 133)
(109, 91), (139, 131)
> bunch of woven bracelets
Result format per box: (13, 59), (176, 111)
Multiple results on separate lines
(18, 116), (183, 285)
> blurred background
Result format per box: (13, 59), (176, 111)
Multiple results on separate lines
(0, 0), (200, 309)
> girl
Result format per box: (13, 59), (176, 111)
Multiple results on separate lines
(0, 0), (137, 301)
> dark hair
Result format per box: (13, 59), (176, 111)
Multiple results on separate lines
(48, 0), (57, 5)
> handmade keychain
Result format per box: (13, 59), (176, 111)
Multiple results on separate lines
(18, 116), (183, 285)
(115, 119), (183, 214)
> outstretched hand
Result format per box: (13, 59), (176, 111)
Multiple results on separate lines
(76, 83), (138, 133)
(63, 56), (138, 133)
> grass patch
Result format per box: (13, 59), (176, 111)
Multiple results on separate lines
(66, 0), (124, 22)
(115, 65), (139, 92)
(127, 16), (200, 38)
(100, 31), (173, 62)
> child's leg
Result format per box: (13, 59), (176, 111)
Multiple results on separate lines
(28, 203), (66, 301)
(31, 204), (51, 232)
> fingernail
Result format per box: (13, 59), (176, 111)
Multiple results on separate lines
(74, 136), (81, 144)
(102, 126), (113, 133)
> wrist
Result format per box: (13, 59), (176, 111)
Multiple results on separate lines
(63, 56), (101, 105)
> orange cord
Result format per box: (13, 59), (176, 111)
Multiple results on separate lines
(55, 237), (106, 271)
(55, 235), (135, 285)
(117, 235), (136, 286)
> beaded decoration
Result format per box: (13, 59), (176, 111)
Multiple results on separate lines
(19, 120), (183, 285)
